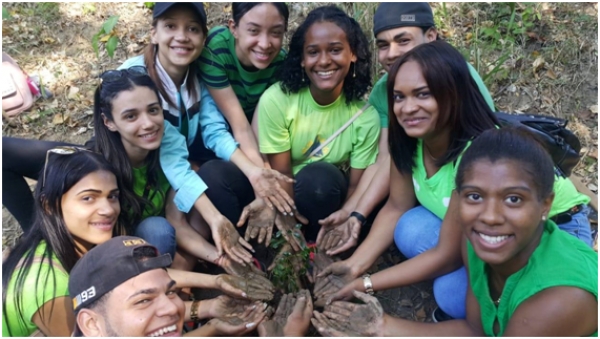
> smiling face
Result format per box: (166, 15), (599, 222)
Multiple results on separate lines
(61, 170), (120, 253)
(376, 26), (437, 73)
(392, 60), (442, 140)
(103, 86), (164, 162)
(230, 3), (286, 70)
(151, 5), (206, 74)
(459, 159), (553, 269)
(87, 269), (184, 337)
(302, 21), (357, 105)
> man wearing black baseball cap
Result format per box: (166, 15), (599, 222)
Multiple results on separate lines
(69, 236), (183, 337)
(69, 236), (266, 337)
(319, 2), (497, 324)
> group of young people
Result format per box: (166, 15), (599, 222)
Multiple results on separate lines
(2, 2), (597, 337)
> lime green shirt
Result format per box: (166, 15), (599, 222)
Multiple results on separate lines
(550, 176), (590, 217)
(2, 242), (69, 337)
(198, 26), (287, 120)
(467, 220), (598, 336)
(258, 83), (380, 175)
(368, 62), (495, 128)
(412, 139), (470, 219)
(132, 165), (170, 219)
(412, 139), (588, 220)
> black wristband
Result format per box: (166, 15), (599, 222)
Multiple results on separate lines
(350, 211), (367, 225)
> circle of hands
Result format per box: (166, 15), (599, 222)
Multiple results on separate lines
(209, 170), (385, 336)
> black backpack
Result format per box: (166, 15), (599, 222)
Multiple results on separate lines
(494, 112), (581, 177)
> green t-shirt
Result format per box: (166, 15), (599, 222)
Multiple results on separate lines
(467, 220), (598, 337)
(2, 242), (69, 337)
(198, 26), (287, 120)
(549, 176), (590, 217)
(412, 139), (469, 219)
(368, 62), (496, 128)
(412, 139), (586, 220)
(132, 165), (170, 219)
(258, 83), (381, 175)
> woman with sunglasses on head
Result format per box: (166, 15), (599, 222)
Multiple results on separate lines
(1, 149), (271, 337)
(2, 149), (124, 336)
(320, 40), (592, 321)
(256, 5), (380, 246)
(119, 2), (296, 262)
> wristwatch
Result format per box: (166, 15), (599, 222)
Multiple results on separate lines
(350, 211), (367, 226)
(362, 274), (374, 295)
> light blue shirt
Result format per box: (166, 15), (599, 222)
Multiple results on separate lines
(119, 56), (239, 212)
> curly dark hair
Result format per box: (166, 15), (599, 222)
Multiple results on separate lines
(279, 5), (372, 104)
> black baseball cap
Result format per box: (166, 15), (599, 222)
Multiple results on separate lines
(153, 2), (207, 24)
(69, 236), (172, 335)
(373, 2), (435, 37)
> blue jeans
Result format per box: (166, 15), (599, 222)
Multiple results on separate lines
(556, 205), (593, 247)
(394, 206), (467, 319)
(134, 216), (177, 261)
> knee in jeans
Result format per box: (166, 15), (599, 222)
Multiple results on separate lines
(433, 267), (468, 319)
(136, 217), (175, 238)
(394, 207), (441, 258)
(295, 162), (345, 202)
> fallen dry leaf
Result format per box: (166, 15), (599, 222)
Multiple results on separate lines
(590, 149), (598, 160)
(589, 105), (598, 114)
(52, 113), (69, 125)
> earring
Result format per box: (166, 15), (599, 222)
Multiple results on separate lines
(301, 69), (305, 82)
(542, 215), (547, 221)
(352, 63), (356, 78)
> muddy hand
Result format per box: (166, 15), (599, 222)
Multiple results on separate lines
(258, 290), (313, 337)
(274, 212), (308, 252)
(321, 291), (385, 336)
(209, 295), (265, 318)
(249, 168), (296, 214)
(220, 255), (275, 296)
(213, 216), (254, 265)
(237, 198), (276, 245)
(312, 310), (360, 337)
(216, 274), (274, 301)
(312, 253), (356, 306)
(320, 217), (361, 256)
(209, 302), (268, 336)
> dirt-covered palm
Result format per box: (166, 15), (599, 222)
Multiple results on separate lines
(249, 168), (296, 214)
(209, 303), (268, 336)
(209, 295), (264, 318)
(215, 274), (274, 301)
(219, 255), (274, 293)
(318, 217), (361, 256)
(274, 212), (308, 252)
(312, 291), (385, 337)
(312, 253), (356, 307)
(212, 216), (254, 265)
(237, 198), (277, 245)
(258, 290), (313, 337)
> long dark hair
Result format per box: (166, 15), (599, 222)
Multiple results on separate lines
(2, 151), (124, 336)
(279, 5), (372, 104)
(456, 127), (555, 201)
(386, 40), (500, 174)
(232, 2), (289, 28)
(144, 2), (208, 107)
(93, 73), (164, 229)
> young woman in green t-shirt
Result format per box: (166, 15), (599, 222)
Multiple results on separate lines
(312, 127), (597, 337)
(257, 5), (380, 244)
(319, 41), (593, 320)
(2, 149), (125, 337)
